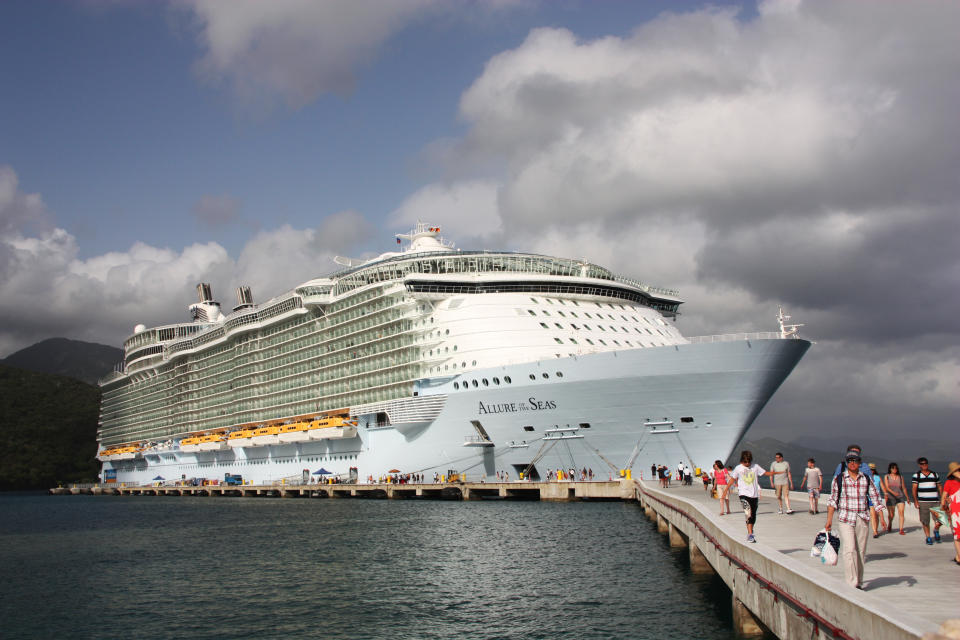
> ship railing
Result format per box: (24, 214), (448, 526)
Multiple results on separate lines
(686, 331), (797, 343)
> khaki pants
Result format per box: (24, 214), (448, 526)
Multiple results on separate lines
(838, 518), (869, 588)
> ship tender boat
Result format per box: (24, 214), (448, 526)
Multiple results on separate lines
(96, 223), (810, 486)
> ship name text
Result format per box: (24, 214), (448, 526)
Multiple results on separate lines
(477, 397), (557, 415)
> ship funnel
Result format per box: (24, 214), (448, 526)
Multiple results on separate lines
(197, 283), (214, 303)
(189, 283), (223, 323)
(233, 286), (255, 312)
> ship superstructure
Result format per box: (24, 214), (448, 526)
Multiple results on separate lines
(97, 223), (809, 486)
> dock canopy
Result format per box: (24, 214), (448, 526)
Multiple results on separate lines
(312, 468), (331, 475)
(152, 475), (164, 481)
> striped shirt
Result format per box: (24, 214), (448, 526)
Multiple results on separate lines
(912, 471), (941, 502)
(828, 470), (884, 525)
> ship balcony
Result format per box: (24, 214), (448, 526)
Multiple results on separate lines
(463, 435), (494, 447)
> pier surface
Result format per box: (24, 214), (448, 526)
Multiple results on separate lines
(636, 479), (958, 639)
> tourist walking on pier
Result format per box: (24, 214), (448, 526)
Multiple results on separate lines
(868, 463), (888, 538)
(713, 460), (730, 515)
(912, 457), (943, 545)
(825, 449), (885, 589)
(882, 462), (910, 535)
(940, 462), (960, 565)
(800, 458), (822, 515)
(768, 452), (795, 514)
(722, 450), (778, 543)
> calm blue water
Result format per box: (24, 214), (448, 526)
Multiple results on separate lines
(0, 493), (736, 639)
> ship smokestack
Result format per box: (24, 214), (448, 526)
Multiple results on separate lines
(197, 283), (214, 303)
(233, 286), (255, 312)
(189, 283), (223, 323)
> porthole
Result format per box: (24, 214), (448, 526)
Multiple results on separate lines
(504, 376), (512, 384)
(453, 345), (457, 351)
(472, 360), (477, 366)
(472, 380), (478, 388)
(556, 372), (563, 378)
(542, 373), (549, 379)
(523, 425), (535, 432)
(453, 382), (459, 390)
(482, 378), (489, 386)
(529, 374), (536, 380)
(445, 329), (449, 335)
(493, 377), (500, 385)
(462, 362), (466, 368)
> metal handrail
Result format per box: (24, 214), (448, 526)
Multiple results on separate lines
(686, 332), (792, 343)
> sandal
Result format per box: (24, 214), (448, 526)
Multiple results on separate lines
(899, 530), (906, 535)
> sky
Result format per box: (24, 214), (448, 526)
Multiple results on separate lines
(1, 0), (958, 451)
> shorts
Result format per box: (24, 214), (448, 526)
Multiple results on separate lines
(740, 496), (758, 525)
(918, 501), (940, 528)
(808, 488), (820, 498)
(775, 485), (789, 499)
(886, 494), (905, 507)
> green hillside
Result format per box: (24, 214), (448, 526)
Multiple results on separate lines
(0, 364), (100, 490)
(2, 337), (123, 385)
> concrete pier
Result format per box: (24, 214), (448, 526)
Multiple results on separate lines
(101, 479), (635, 501)
(636, 480), (959, 640)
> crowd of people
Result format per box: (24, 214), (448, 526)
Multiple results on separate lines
(651, 446), (960, 589)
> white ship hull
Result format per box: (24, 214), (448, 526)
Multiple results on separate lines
(102, 338), (809, 486)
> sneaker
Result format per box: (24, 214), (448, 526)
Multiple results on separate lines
(777, 508), (783, 514)
(747, 534), (756, 543)
(926, 537), (933, 545)
(786, 509), (795, 514)
(934, 531), (941, 543)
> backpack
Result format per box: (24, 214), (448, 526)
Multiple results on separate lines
(832, 462), (872, 502)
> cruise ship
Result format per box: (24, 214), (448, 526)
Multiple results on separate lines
(97, 223), (810, 486)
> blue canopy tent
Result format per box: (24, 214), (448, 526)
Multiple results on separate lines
(312, 468), (332, 475)
(152, 475), (165, 481)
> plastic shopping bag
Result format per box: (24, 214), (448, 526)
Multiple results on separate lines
(810, 530), (827, 557)
(820, 532), (840, 566)
(930, 506), (950, 529)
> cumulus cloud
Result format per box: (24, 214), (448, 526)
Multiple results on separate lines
(390, 181), (502, 246)
(0, 166), (375, 356)
(184, 0), (439, 107)
(0, 166), (52, 236)
(234, 210), (373, 301)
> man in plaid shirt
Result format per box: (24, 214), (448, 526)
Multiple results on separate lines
(825, 450), (886, 589)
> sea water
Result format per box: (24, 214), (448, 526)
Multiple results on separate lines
(0, 494), (736, 639)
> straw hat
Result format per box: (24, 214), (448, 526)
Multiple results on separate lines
(948, 461), (960, 476)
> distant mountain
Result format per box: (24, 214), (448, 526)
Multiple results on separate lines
(2, 338), (123, 386)
(727, 436), (952, 486)
(0, 364), (100, 490)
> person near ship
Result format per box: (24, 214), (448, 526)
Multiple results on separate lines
(800, 458), (822, 515)
(768, 452), (794, 514)
(882, 462), (911, 535)
(825, 449), (886, 589)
